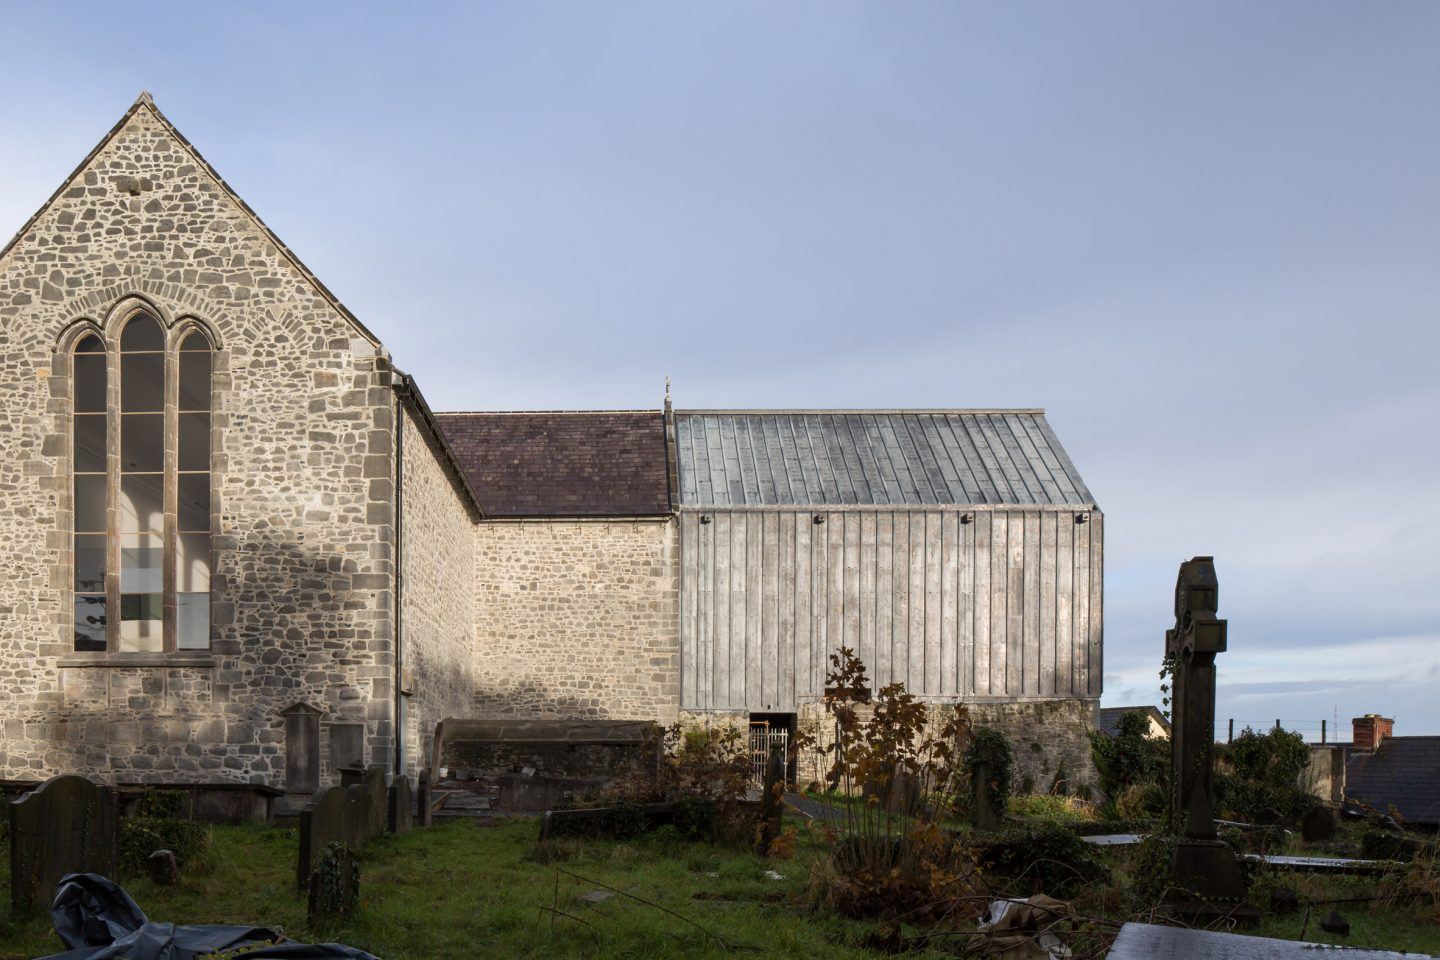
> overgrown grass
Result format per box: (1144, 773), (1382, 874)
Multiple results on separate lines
(0, 820), (953, 960)
(1006, 793), (1098, 824)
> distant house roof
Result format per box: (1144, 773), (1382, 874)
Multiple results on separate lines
(1346, 737), (1440, 826)
(673, 410), (1096, 507)
(433, 411), (671, 518)
(1097, 706), (1172, 738)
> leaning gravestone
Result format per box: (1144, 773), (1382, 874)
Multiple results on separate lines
(9, 775), (119, 914)
(1163, 557), (1257, 925)
(388, 775), (413, 835)
(971, 760), (1001, 831)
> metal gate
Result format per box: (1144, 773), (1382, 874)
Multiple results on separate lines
(748, 721), (789, 785)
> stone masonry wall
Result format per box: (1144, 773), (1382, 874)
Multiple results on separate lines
(399, 404), (475, 780)
(0, 100), (397, 788)
(474, 520), (679, 723)
(679, 696), (1098, 797)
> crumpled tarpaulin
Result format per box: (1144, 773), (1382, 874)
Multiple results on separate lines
(36, 874), (381, 960)
(967, 894), (1076, 960)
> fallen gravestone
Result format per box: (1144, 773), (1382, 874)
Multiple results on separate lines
(1105, 922), (1434, 959)
(8, 774), (119, 914)
(1242, 853), (1393, 876)
(537, 802), (679, 842)
(1300, 805), (1336, 842)
(1080, 833), (1145, 847)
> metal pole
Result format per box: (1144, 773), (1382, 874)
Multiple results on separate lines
(1228, 718), (1234, 743)
(1321, 719), (1327, 744)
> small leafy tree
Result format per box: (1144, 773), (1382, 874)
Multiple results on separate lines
(795, 648), (978, 922)
(1215, 726), (1314, 823)
(1089, 710), (1164, 803)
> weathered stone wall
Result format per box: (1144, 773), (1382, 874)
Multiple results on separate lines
(473, 519), (679, 723)
(679, 696), (1098, 796)
(398, 405), (475, 780)
(0, 100), (397, 787)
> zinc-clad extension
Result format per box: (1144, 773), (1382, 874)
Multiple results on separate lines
(673, 411), (1102, 712)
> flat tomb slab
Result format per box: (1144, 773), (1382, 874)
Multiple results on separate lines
(1081, 833), (1145, 846)
(1242, 854), (1394, 875)
(1107, 922), (1434, 960)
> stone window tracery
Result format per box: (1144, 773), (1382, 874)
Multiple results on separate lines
(70, 312), (214, 652)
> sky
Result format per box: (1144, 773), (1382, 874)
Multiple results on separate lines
(2, 1), (1438, 738)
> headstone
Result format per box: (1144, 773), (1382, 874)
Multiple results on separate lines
(8, 775), (119, 914)
(331, 723), (365, 773)
(971, 760), (1001, 831)
(757, 741), (785, 853)
(307, 841), (359, 920)
(1300, 806), (1336, 842)
(1162, 558), (1255, 924)
(297, 784), (349, 890)
(417, 767), (434, 827)
(1270, 887), (1299, 913)
(1320, 909), (1350, 936)
(388, 776), (413, 834)
(362, 766), (387, 840)
(147, 849), (181, 886)
(282, 703), (322, 793)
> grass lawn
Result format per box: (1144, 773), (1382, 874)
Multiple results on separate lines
(3, 815), (1438, 959)
(0, 819), (952, 960)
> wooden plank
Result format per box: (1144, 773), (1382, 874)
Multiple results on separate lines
(959, 512), (975, 696)
(827, 511), (845, 676)
(908, 512), (926, 690)
(973, 511), (991, 696)
(891, 510), (910, 691)
(844, 511), (861, 662)
(778, 511), (796, 709)
(729, 511), (747, 707)
(1023, 511), (1041, 696)
(990, 512), (1009, 696)
(712, 513), (731, 708)
(811, 511), (829, 695)
(1040, 510), (1057, 698)
(924, 512), (942, 695)
(941, 511), (959, 697)
(1056, 511), (1073, 698)
(1089, 512), (1104, 698)
(1008, 512), (1026, 696)
(680, 513), (698, 707)
(745, 512), (763, 708)
(859, 511), (876, 675)
(760, 512), (778, 709)
(794, 511), (813, 701)
(698, 512), (715, 708)
(875, 511), (893, 687)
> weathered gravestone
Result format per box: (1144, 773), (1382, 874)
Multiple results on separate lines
(1163, 557), (1257, 925)
(8, 775), (118, 914)
(1106, 922), (1430, 960)
(388, 775), (413, 834)
(1300, 805), (1336, 842)
(308, 841), (359, 921)
(971, 760), (1002, 831)
(417, 767), (434, 827)
(298, 783), (350, 891)
(756, 741), (785, 853)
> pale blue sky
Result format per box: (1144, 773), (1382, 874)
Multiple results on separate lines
(3, 1), (1438, 736)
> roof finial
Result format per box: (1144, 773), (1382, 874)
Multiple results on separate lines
(136, 90), (155, 106)
(664, 376), (672, 415)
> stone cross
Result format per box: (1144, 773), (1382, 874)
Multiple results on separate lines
(1165, 556), (1227, 840)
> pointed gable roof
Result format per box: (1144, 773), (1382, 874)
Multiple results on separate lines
(0, 91), (382, 347)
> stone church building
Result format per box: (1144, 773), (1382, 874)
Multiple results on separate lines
(0, 95), (1103, 799)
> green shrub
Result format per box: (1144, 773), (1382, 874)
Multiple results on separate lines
(1214, 727), (1314, 824)
(1089, 710), (1164, 802)
(977, 822), (1110, 898)
(1115, 782), (1167, 821)
(119, 816), (212, 876)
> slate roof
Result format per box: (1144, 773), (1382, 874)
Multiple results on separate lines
(1345, 736), (1440, 826)
(1097, 706), (1171, 738)
(673, 410), (1095, 507)
(433, 411), (671, 518)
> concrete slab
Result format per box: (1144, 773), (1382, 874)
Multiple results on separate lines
(1243, 854), (1395, 875)
(1106, 922), (1434, 959)
(1081, 833), (1145, 846)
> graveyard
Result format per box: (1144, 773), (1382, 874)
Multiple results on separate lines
(3, 560), (1439, 959)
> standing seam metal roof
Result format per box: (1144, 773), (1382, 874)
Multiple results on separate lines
(674, 410), (1096, 507)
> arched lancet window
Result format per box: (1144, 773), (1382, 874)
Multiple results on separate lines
(71, 313), (213, 652)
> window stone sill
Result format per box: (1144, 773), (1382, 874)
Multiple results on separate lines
(57, 653), (216, 668)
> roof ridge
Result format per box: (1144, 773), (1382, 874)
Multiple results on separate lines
(435, 409), (662, 416)
(674, 408), (1047, 416)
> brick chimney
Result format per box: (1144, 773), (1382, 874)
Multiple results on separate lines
(1352, 714), (1394, 751)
